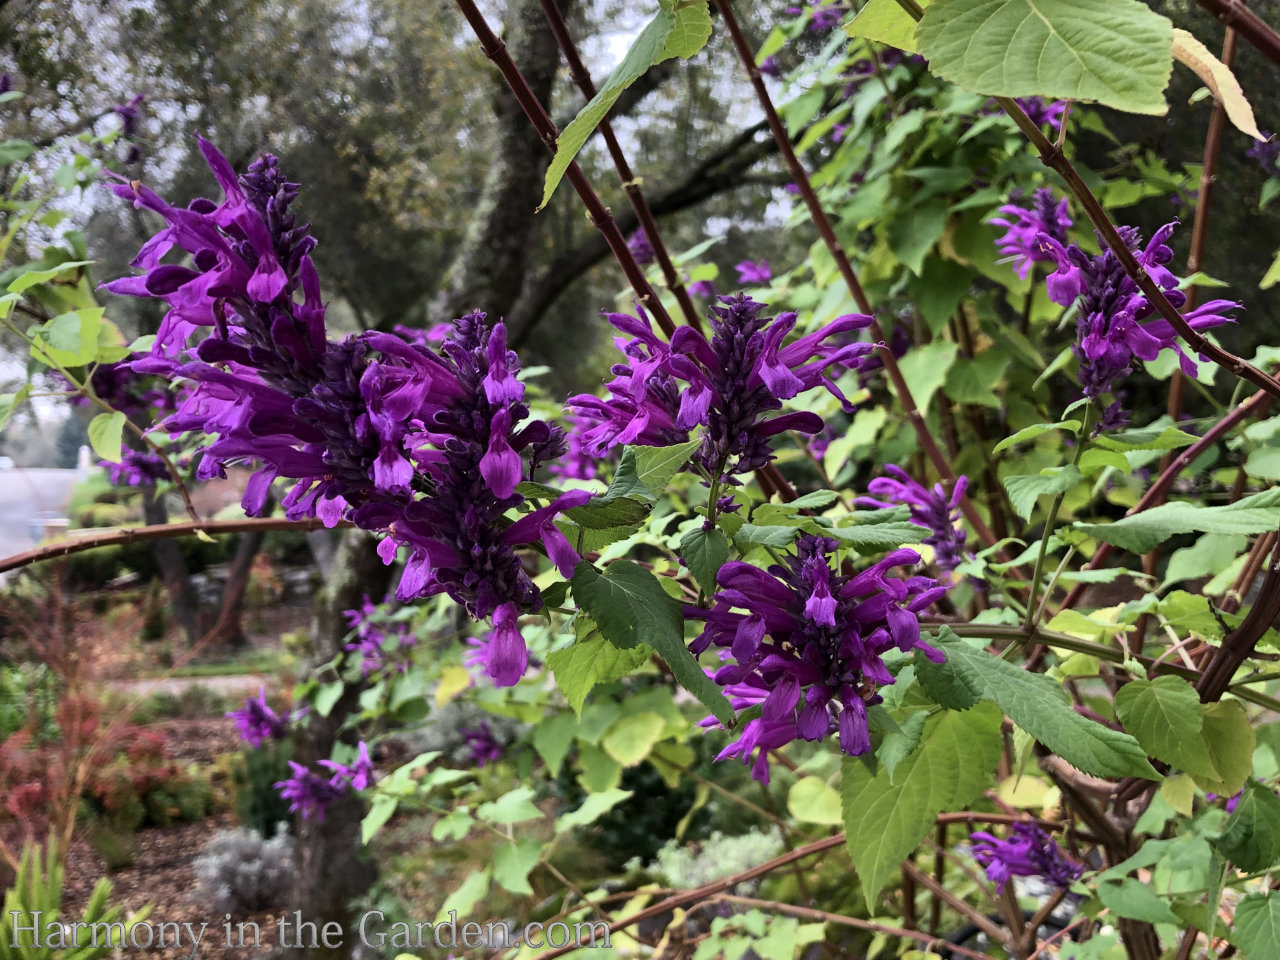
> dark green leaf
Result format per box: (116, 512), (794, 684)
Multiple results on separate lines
(1214, 781), (1280, 871)
(681, 526), (729, 595)
(1074, 487), (1280, 554)
(546, 623), (651, 715)
(1003, 464), (1082, 521)
(1114, 676), (1217, 778)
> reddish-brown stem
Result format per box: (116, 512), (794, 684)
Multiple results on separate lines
(711, 0), (1003, 554)
(0, 517), (349, 575)
(452, 0), (676, 337)
(1057, 389), (1270, 612)
(900, 859), (1011, 947)
(1223, 530), (1276, 615)
(1197, 521), (1280, 701)
(1195, 0), (1280, 67)
(536, 0), (703, 332)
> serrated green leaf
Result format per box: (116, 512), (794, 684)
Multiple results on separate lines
(1193, 700), (1255, 797)
(477, 786), (542, 825)
(682, 526), (729, 595)
(877, 709), (929, 780)
(1097, 878), (1179, 924)
(0, 386), (30, 430)
(843, 701), (1003, 909)
(540, 1), (710, 210)
(492, 839), (544, 896)
(606, 439), (701, 501)
(1003, 464), (1082, 521)
(845, 0), (932, 52)
(735, 523), (802, 549)
(1114, 676), (1217, 778)
(1214, 780), (1280, 871)
(992, 420), (1081, 454)
(908, 255), (970, 334)
(1093, 425), (1198, 452)
(556, 787), (634, 832)
(532, 712), (578, 777)
(1161, 773), (1195, 816)
(564, 495), (650, 529)
(601, 711), (666, 767)
(435, 869), (490, 924)
(362, 794), (398, 844)
(929, 630), (1158, 779)
(788, 776), (843, 826)
(7, 260), (93, 293)
(546, 625), (650, 715)
(1235, 893), (1280, 960)
(917, 0), (1173, 116)
(313, 680), (344, 717)
(887, 200), (949, 276)
(944, 349), (1010, 408)
(572, 560), (732, 724)
(33, 307), (104, 366)
(1074, 487), (1280, 554)
(894, 341), (958, 417)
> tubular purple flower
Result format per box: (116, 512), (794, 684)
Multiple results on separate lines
(691, 534), (947, 783)
(226, 688), (287, 747)
(319, 741), (375, 791)
(1036, 221), (1238, 428)
(857, 467), (970, 573)
(275, 762), (347, 822)
(989, 188), (1072, 280)
(461, 722), (503, 767)
(970, 823), (1083, 892)
(735, 260), (772, 284)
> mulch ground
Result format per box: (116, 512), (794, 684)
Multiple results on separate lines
(53, 716), (293, 958)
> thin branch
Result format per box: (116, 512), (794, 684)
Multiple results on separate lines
(1194, 0), (1280, 67)
(712, 0), (1004, 555)
(452, 0), (676, 337)
(0, 517), (348, 575)
(538, 0), (703, 331)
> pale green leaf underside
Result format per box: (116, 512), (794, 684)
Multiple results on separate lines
(917, 0), (1174, 116)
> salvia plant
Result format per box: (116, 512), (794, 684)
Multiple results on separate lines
(3, 2), (1280, 959)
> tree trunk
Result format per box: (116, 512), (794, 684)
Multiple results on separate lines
(287, 529), (392, 959)
(141, 489), (201, 646)
(202, 528), (266, 649)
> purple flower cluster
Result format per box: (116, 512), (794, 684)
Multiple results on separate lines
(970, 822), (1083, 892)
(107, 139), (588, 686)
(343, 595), (416, 678)
(103, 448), (173, 487)
(1016, 97), (1067, 133)
(568, 296), (874, 490)
(787, 2), (845, 32)
(548, 412), (601, 482)
(461, 722), (503, 767)
(1036, 221), (1238, 430)
(627, 229), (655, 266)
(735, 260), (772, 285)
(274, 742), (374, 822)
(989, 188), (1072, 280)
(691, 534), (947, 783)
(1246, 132), (1279, 179)
(226, 688), (288, 748)
(857, 468), (970, 573)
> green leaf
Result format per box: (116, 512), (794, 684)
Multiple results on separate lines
(1214, 780), (1280, 871)
(842, 702), (1003, 909)
(0, 140), (35, 166)
(944, 349), (1010, 408)
(928, 630), (1158, 779)
(1074, 487), (1280, 554)
(532, 712), (578, 777)
(577, 741), (623, 792)
(915, 649), (982, 710)
(601, 711), (666, 767)
(1003, 464), (1082, 521)
(892, 341), (959, 417)
(33, 307), (104, 366)
(0, 386), (30, 430)
(829, 508), (931, 552)
(1096, 878), (1179, 924)
(845, 0), (932, 52)
(606, 439), (701, 501)
(362, 794), (398, 844)
(908, 256), (971, 334)
(539, 1), (711, 210)
(314, 680), (344, 717)
(7, 260), (93, 293)
(887, 200), (949, 276)
(1114, 676), (1217, 778)
(788, 776), (843, 826)
(546, 625), (651, 715)
(492, 839), (543, 896)
(476, 786), (542, 825)
(877, 709), (929, 779)
(916, 0), (1174, 116)
(435, 869), (490, 924)
(555, 788), (634, 832)
(1235, 893), (1280, 960)
(1161, 773), (1195, 816)
(431, 808), (474, 842)
(571, 560), (732, 724)
(1093, 425), (1198, 452)
(565, 496), (651, 529)
(992, 420), (1081, 454)
(682, 526), (729, 595)
(735, 523), (802, 549)
(1162, 533), (1248, 589)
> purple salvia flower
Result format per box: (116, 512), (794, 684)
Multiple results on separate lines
(687, 278), (717, 298)
(856, 467), (970, 574)
(1246, 132), (1280, 179)
(1015, 97), (1067, 133)
(627, 229), (655, 266)
(107, 139), (589, 687)
(319, 741), (375, 791)
(758, 55), (782, 78)
(0, 74), (11, 95)
(989, 188), (1072, 280)
(102, 448), (173, 487)
(275, 762), (348, 821)
(735, 260), (772, 284)
(113, 94), (145, 137)
(690, 534), (948, 783)
(461, 721), (503, 767)
(1036, 221), (1238, 428)
(970, 823), (1083, 892)
(670, 294), (874, 483)
(804, 2), (845, 32)
(548, 412), (601, 481)
(226, 688), (287, 747)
